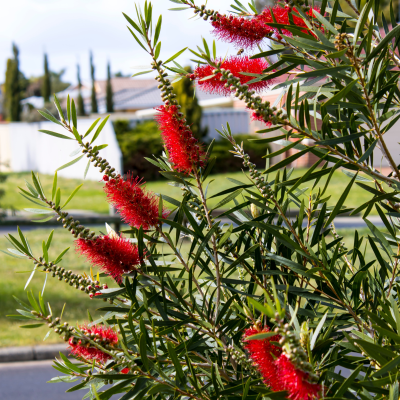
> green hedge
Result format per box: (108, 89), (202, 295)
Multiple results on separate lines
(113, 120), (270, 180)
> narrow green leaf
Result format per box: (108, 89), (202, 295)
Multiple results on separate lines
(62, 184), (83, 209)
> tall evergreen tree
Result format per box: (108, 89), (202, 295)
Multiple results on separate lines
(3, 43), (21, 121)
(106, 62), (114, 113)
(90, 52), (98, 114)
(173, 66), (207, 139)
(42, 53), (51, 103)
(77, 64), (85, 116)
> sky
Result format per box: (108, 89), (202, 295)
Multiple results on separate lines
(0, 0), (237, 85)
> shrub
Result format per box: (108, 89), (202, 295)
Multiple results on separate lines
(7, 1), (400, 399)
(114, 120), (269, 178)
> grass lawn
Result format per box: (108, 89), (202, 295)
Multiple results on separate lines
(0, 227), (114, 347)
(1, 168), (378, 215)
(0, 223), (380, 347)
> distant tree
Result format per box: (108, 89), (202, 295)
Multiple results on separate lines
(114, 71), (129, 77)
(26, 70), (69, 98)
(77, 64), (85, 116)
(42, 53), (51, 103)
(90, 51), (98, 114)
(173, 66), (207, 139)
(4, 44), (22, 121)
(106, 62), (114, 113)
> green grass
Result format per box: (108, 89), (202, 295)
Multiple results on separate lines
(0, 227), (114, 347)
(1, 169), (378, 214)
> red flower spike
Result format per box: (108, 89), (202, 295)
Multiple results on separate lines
(69, 324), (118, 363)
(275, 355), (321, 400)
(211, 12), (273, 48)
(76, 235), (141, 283)
(243, 326), (321, 400)
(194, 56), (272, 96)
(155, 105), (206, 174)
(211, 7), (320, 48)
(104, 175), (167, 230)
(243, 327), (283, 391)
(257, 6), (320, 39)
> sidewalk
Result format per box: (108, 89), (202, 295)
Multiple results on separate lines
(0, 344), (68, 363)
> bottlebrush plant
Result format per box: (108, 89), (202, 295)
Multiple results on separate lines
(7, 0), (400, 399)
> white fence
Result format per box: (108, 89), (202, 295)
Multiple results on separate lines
(0, 119), (122, 180)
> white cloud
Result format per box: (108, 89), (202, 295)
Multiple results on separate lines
(0, 0), (236, 84)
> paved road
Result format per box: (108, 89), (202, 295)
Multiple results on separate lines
(0, 360), (82, 400)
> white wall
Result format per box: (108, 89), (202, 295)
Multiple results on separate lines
(0, 119), (122, 180)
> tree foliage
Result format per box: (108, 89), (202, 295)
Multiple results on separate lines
(8, 1), (400, 399)
(90, 51), (98, 114)
(106, 62), (114, 113)
(3, 43), (24, 121)
(42, 53), (51, 103)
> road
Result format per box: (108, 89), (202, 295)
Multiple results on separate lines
(0, 360), (81, 400)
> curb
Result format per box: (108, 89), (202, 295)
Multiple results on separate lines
(0, 344), (69, 363)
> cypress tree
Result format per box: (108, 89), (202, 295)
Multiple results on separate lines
(77, 64), (85, 116)
(106, 62), (114, 113)
(42, 53), (51, 103)
(4, 43), (21, 121)
(173, 66), (207, 139)
(90, 51), (98, 114)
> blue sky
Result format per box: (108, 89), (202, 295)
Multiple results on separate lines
(1, 0), (236, 85)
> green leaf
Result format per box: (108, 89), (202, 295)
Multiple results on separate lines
(154, 15), (162, 45)
(127, 27), (148, 53)
(364, 24), (400, 63)
(62, 184), (83, 209)
(90, 115), (110, 144)
(324, 79), (358, 106)
(56, 155), (84, 171)
(131, 70), (153, 78)
(164, 47), (188, 64)
(84, 118), (101, 138)
(37, 110), (63, 126)
(38, 130), (72, 140)
(154, 42), (161, 60)
(334, 364), (363, 397)
(324, 172), (357, 227)
(51, 172), (57, 201)
(71, 99), (77, 128)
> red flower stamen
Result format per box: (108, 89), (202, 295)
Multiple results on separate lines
(275, 355), (321, 400)
(121, 367), (130, 374)
(243, 327), (283, 391)
(75, 235), (141, 283)
(194, 56), (272, 96)
(211, 6), (320, 48)
(243, 326), (321, 400)
(211, 12), (273, 48)
(69, 324), (118, 363)
(155, 105), (206, 174)
(104, 174), (167, 230)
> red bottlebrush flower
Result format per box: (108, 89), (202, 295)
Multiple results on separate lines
(243, 326), (321, 400)
(211, 7), (319, 47)
(121, 367), (130, 374)
(103, 175), (109, 182)
(69, 324), (118, 363)
(243, 326), (283, 391)
(155, 105), (206, 174)
(104, 175), (167, 230)
(76, 235), (141, 283)
(211, 12), (273, 48)
(275, 355), (321, 400)
(257, 6), (320, 40)
(194, 56), (272, 96)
